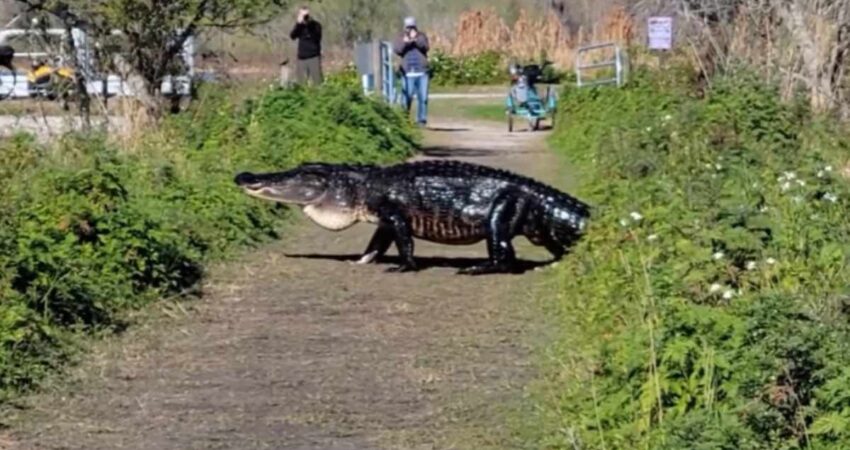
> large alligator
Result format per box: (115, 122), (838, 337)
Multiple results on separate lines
(234, 160), (590, 275)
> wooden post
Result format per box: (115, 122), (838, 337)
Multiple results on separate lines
(371, 41), (382, 97)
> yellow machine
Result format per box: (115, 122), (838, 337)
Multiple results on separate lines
(26, 59), (75, 102)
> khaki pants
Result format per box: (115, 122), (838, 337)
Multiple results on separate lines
(295, 56), (323, 85)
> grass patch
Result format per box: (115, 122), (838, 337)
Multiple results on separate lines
(461, 103), (507, 122)
(519, 66), (850, 449)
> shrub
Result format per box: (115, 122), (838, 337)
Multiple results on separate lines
(0, 83), (416, 405)
(429, 50), (507, 86)
(525, 66), (850, 449)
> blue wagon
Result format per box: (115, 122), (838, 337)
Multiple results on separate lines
(505, 62), (557, 132)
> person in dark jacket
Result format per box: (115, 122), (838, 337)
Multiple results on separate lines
(289, 6), (323, 85)
(393, 16), (430, 126)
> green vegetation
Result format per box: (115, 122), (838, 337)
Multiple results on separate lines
(429, 51), (570, 87)
(430, 50), (507, 86)
(460, 102), (507, 121)
(0, 83), (416, 406)
(525, 67), (850, 449)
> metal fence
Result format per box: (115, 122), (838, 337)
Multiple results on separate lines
(575, 42), (626, 88)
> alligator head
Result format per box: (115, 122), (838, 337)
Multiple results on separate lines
(234, 163), (376, 231)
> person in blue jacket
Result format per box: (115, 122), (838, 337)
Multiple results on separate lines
(393, 16), (430, 126)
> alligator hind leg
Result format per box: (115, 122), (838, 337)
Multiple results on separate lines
(459, 193), (527, 275)
(372, 202), (418, 273)
(356, 225), (393, 264)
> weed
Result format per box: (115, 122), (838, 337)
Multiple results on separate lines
(523, 66), (850, 449)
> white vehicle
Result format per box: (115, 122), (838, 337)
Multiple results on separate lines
(0, 26), (194, 101)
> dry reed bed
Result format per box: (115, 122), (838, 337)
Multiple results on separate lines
(431, 7), (636, 70)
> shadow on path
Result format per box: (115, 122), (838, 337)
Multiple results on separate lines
(284, 253), (552, 274)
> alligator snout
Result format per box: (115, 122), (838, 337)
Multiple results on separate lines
(234, 172), (258, 187)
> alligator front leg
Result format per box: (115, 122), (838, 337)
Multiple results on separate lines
(373, 202), (418, 273)
(543, 234), (566, 262)
(356, 225), (393, 264)
(459, 192), (527, 275)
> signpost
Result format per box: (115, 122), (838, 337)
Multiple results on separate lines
(647, 16), (673, 50)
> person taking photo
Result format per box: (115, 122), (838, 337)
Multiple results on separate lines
(393, 16), (430, 126)
(289, 6), (323, 85)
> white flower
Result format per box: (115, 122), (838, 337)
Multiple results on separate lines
(709, 283), (722, 293)
(781, 182), (791, 192)
(825, 165), (833, 172)
(796, 179), (806, 187)
(647, 234), (658, 242)
(629, 211), (643, 221)
(713, 252), (725, 261)
(793, 196), (803, 204)
(645, 126), (653, 132)
(722, 290), (735, 300)
(817, 170), (825, 178)
(766, 257), (777, 265)
(619, 219), (629, 227)
(824, 193), (838, 203)
(784, 171), (797, 180)
(705, 163), (713, 169)
(760, 206), (770, 212)
(663, 114), (672, 122)
(715, 163), (723, 170)
(746, 261), (757, 270)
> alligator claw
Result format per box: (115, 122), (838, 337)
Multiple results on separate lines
(355, 251), (379, 264)
(457, 263), (516, 276)
(386, 263), (418, 273)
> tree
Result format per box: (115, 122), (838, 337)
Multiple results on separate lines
(17, 0), (293, 119)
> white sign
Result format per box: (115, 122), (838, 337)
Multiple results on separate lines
(648, 16), (673, 50)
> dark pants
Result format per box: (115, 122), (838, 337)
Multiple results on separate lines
(295, 56), (323, 85)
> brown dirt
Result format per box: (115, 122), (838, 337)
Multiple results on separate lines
(2, 108), (572, 450)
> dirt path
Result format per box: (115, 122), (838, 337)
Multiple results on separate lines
(3, 109), (570, 450)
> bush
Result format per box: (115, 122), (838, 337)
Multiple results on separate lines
(525, 66), (850, 449)
(0, 83), (416, 404)
(429, 50), (507, 86)
(324, 63), (361, 89)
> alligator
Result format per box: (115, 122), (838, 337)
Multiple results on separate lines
(234, 160), (590, 275)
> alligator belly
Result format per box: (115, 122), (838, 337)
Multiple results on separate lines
(408, 214), (485, 245)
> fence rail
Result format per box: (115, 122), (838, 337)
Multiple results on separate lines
(575, 42), (625, 88)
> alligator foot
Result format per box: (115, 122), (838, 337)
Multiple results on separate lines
(457, 262), (517, 276)
(386, 261), (418, 273)
(354, 251), (380, 264)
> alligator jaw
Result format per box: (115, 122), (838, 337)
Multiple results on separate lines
(241, 186), (301, 205)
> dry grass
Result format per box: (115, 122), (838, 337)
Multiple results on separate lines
(196, 6), (637, 79)
(432, 7), (636, 70)
(671, 0), (850, 115)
